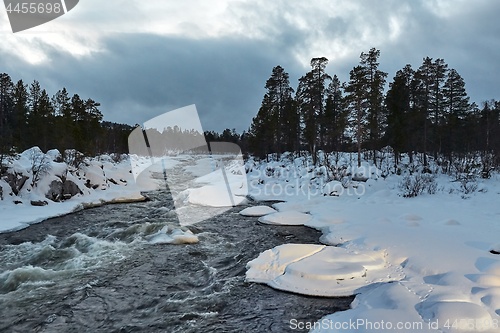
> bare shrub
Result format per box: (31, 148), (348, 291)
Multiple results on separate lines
(64, 149), (86, 170)
(29, 149), (51, 187)
(399, 173), (437, 198)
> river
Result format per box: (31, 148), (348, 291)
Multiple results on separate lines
(0, 180), (353, 332)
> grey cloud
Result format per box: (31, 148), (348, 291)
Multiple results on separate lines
(1, 0), (499, 136)
(1, 34), (302, 132)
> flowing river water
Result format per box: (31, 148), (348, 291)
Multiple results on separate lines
(0, 168), (353, 332)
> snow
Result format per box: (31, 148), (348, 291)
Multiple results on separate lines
(0, 147), (248, 233)
(243, 154), (500, 333)
(239, 205), (277, 217)
(0, 148), (159, 233)
(258, 210), (313, 226)
(246, 244), (404, 297)
(183, 157), (248, 208)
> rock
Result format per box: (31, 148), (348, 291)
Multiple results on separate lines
(3, 172), (29, 195)
(63, 179), (82, 198)
(352, 174), (369, 182)
(46, 180), (64, 201)
(31, 200), (48, 206)
(46, 179), (83, 202)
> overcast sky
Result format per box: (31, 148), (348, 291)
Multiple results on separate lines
(1, 0), (499, 132)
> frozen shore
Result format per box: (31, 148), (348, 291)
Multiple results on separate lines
(242, 153), (500, 333)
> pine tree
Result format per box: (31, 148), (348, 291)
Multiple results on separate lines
(0, 73), (14, 151)
(296, 57), (331, 163)
(429, 58), (448, 158)
(265, 65), (294, 154)
(52, 88), (73, 150)
(385, 65), (414, 166)
(443, 68), (470, 157)
(248, 65), (294, 157)
(37, 89), (54, 151)
(443, 68), (470, 119)
(413, 57), (433, 167)
(345, 65), (369, 168)
(248, 93), (273, 158)
(323, 75), (346, 152)
(12, 80), (28, 149)
(360, 48), (387, 164)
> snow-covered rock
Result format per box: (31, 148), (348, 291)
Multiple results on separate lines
(239, 206), (277, 217)
(246, 244), (404, 297)
(147, 226), (199, 245)
(258, 211), (312, 225)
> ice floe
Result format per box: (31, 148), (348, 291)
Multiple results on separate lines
(239, 206), (277, 217)
(258, 211), (313, 225)
(246, 244), (404, 297)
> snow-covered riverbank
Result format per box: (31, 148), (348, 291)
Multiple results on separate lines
(242, 153), (500, 333)
(0, 147), (246, 233)
(0, 148), (161, 233)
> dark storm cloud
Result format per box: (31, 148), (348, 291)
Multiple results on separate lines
(1, 0), (499, 134)
(0, 34), (302, 132)
(369, 1), (500, 104)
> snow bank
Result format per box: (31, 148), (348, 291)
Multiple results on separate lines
(244, 154), (500, 333)
(0, 148), (160, 233)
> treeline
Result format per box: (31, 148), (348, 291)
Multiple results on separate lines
(0, 73), (133, 156)
(246, 48), (500, 168)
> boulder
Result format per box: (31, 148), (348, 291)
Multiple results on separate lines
(4, 172), (29, 195)
(31, 200), (48, 206)
(63, 179), (82, 198)
(46, 180), (64, 201)
(46, 179), (83, 202)
(352, 173), (369, 182)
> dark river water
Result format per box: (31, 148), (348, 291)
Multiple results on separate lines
(0, 189), (353, 332)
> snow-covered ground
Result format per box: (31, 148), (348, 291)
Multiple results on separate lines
(242, 153), (500, 332)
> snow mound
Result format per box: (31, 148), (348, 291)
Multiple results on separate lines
(322, 181), (344, 196)
(258, 211), (312, 226)
(417, 300), (493, 332)
(310, 282), (427, 333)
(444, 219), (461, 226)
(239, 206), (277, 217)
(246, 244), (404, 297)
